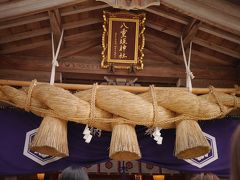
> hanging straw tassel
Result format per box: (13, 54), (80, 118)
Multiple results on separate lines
(109, 121), (141, 161)
(175, 120), (210, 159)
(30, 116), (68, 157)
(30, 30), (69, 157)
(174, 37), (210, 159)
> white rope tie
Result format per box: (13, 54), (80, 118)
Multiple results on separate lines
(50, 30), (64, 85)
(180, 36), (194, 92)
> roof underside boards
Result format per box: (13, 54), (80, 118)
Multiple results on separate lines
(0, 0), (239, 87)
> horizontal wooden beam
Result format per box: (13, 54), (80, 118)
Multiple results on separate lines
(193, 38), (240, 59)
(0, 27), (51, 44)
(0, 55), (237, 80)
(62, 4), (110, 16)
(63, 18), (102, 30)
(0, 0), (87, 21)
(60, 39), (101, 58)
(145, 5), (240, 45)
(0, 40), (51, 54)
(145, 40), (182, 64)
(191, 50), (234, 66)
(199, 24), (240, 45)
(145, 7), (188, 25)
(0, 13), (49, 30)
(177, 78), (238, 88)
(64, 30), (101, 42)
(161, 0), (240, 35)
(146, 22), (181, 38)
(0, 69), (61, 82)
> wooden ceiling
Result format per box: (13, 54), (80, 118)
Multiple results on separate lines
(0, 0), (239, 87)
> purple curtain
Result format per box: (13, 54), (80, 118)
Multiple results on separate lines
(0, 108), (238, 176)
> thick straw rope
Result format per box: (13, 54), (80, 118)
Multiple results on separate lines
(0, 81), (239, 130)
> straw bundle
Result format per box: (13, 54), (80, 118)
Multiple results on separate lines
(175, 120), (210, 159)
(30, 116), (69, 157)
(76, 89), (141, 160)
(32, 84), (90, 119)
(140, 90), (216, 159)
(140, 89), (222, 120)
(201, 91), (239, 109)
(109, 122), (141, 161)
(0, 85), (45, 109)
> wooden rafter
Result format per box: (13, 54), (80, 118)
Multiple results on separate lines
(145, 22), (181, 37)
(191, 50), (235, 66)
(176, 19), (201, 54)
(0, 27), (51, 44)
(60, 38), (101, 58)
(48, 9), (62, 46)
(193, 38), (240, 59)
(145, 7), (188, 25)
(145, 4), (240, 46)
(63, 18), (102, 30)
(160, 0), (240, 35)
(0, 40), (51, 54)
(0, 0), (87, 20)
(61, 4), (110, 16)
(0, 13), (49, 30)
(146, 20), (239, 59)
(145, 40), (183, 65)
(199, 24), (240, 45)
(64, 30), (101, 42)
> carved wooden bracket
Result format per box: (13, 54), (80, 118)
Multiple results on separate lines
(97, 0), (160, 10)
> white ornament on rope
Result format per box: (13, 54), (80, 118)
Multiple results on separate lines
(145, 127), (163, 145)
(50, 30), (64, 85)
(83, 125), (92, 143)
(180, 36), (194, 92)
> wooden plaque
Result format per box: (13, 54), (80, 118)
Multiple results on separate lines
(101, 11), (145, 70)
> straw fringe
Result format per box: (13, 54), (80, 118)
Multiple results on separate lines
(175, 120), (210, 159)
(30, 116), (69, 157)
(109, 122), (141, 161)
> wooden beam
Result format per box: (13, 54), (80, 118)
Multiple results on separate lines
(145, 5), (240, 45)
(145, 39), (182, 64)
(145, 34), (176, 49)
(63, 18), (102, 30)
(61, 4), (110, 16)
(48, 9), (62, 46)
(193, 38), (240, 59)
(64, 30), (101, 42)
(0, 0), (87, 21)
(199, 24), (240, 45)
(161, 0), (240, 35)
(145, 22), (181, 37)
(0, 69), (61, 82)
(177, 78), (238, 88)
(191, 50), (234, 66)
(0, 55), (237, 80)
(0, 27), (51, 44)
(176, 19), (201, 54)
(0, 40), (51, 54)
(0, 13), (49, 30)
(145, 7), (188, 25)
(60, 38), (101, 58)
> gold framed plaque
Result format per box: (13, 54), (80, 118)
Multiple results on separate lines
(101, 11), (145, 70)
